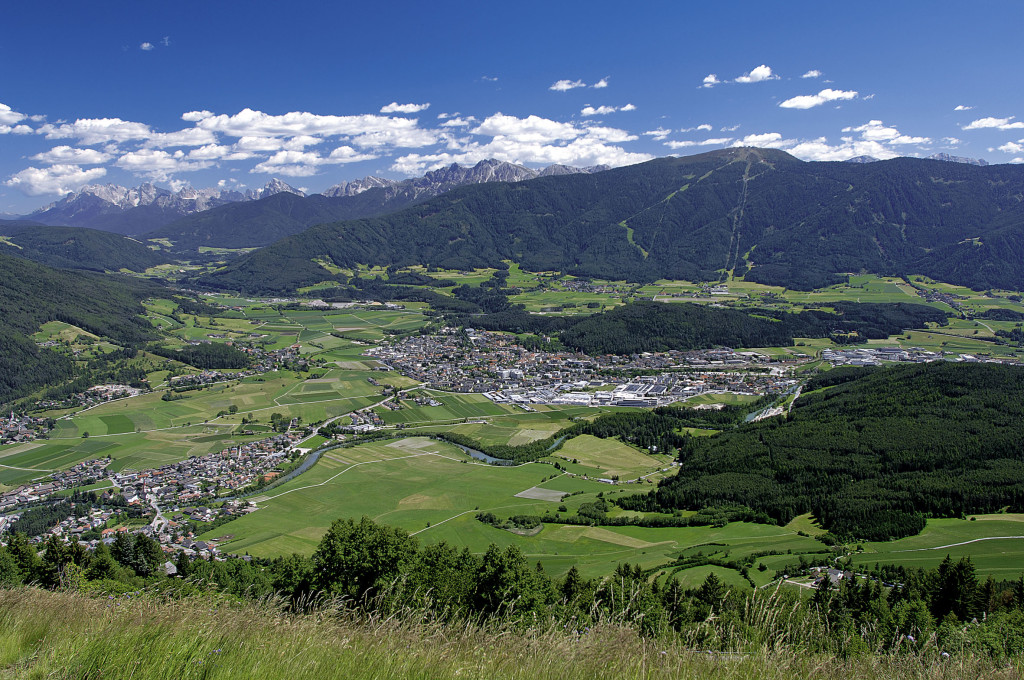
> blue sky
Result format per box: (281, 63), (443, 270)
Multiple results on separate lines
(2, 0), (1023, 213)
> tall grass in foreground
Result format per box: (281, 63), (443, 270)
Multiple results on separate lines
(0, 586), (1019, 680)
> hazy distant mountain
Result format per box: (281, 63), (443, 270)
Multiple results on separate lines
(202, 148), (1024, 295)
(845, 155), (880, 164)
(150, 159), (609, 251)
(927, 153), (989, 166)
(27, 180), (304, 235)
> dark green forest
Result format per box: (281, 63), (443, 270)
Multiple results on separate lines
(0, 225), (168, 273)
(0, 251), (163, 404)
(621, 362), (1024, 541)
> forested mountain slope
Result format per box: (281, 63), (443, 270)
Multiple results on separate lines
(621, 362), (1024, 541)
(200, 148), (1024, 294)
(0, 225), (168, 272)
(0, 251), (162, 403)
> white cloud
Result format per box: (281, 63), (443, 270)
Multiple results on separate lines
(998, 141), (1024, 154)
(140, 42), (154, 51)
(643, 127), (672, 141)
(580, 103), (636, 116)
(115, 149), (212, 179)
(440, 117), (475, 128)
(721, 124), (740, 132)
(38, 117), (152, 145)
(251, 147), (378, 176)
(161, 36), (171, 47)
(954, 105), (973, 111)
(702, 74), (721, 88)
(846, 120), (930, 145)
(391, 112), (649, 175)
(5, 164), (107, 196)
(942, 137), (961, 145)
(0, 103), (26, 126)
(31, 146), (112, 165)
(779, 88), (858, 109)
(143, 128), (219, 148)
(1010, 157), (1024, 164)
(182, 110), (215, 122)
(186, 144), (255, 161)
(189, 108), (432, 148)
(593, 77), (609, 89)
(472, 113), (581, 143)
(734, 64), (778, 84)
(786, 137), (898, 162)
(801, 70), (822, 79)
(734, 132), (789, 148)
(380, 102), (430, 114)
(665, 138), (733, 149)
(550, 79), (586, 91)
(0, 124), (33, 135)
(680, 124), (713, 132)
(963, 116), (1024, 130)
(480, 75), (498, 82)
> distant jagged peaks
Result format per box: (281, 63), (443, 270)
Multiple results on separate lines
(28, 178), (305, 233)
(846, 153), (990, 166)
(320, 159), (609, 200)
(926, 153), (989, 167)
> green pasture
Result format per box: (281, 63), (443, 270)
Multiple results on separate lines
(202, 436), (825, 580)
(849, 514), (1024, 579)
(551, 435), (669, 480)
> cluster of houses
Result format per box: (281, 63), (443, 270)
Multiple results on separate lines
(367, 330), (797, 408)
(31, 382), (147, 413)
(338, 409), (385, 433)
(1, 411), (52, 445)
(0, 458), (112, 513)
(110, 432), (299, 507)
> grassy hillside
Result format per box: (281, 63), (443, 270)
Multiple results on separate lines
(4, 587), (1019, 680)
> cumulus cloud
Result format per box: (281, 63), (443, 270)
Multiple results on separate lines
(143, 128), (219, 148)
(593, 77), (609, 89)
(734, 64), (778, 84)
(440, 117), (475, 127)
(702, 74), (721, 88)
(963, 116), (1024, 130)
(380, 102), (430, 114)
(140, 42), (154, 51)
(5, 164), (107, 196)
(844, 120), (930, 144)
(31, 146), (112, 164)
(734, 132), (789, 147)
(801, 70), (822, 79)
(998, 141), (1024, 154)
(115, 149), (212, 179)
(251, 147), (378, 176)
(779, 88), (858, 109)
(0, 124), (33, 135)
(942, 137), (961, 146)
(680, 124), (713, 132)
(580, 103), (636, 116)
(187, 108), (433, 148)
(550, 79), (587, 92)
(38, 117), (152, 145)
(390, 112), (649, 175)
(186, 144), (255, 161)
(0, 103), (26, 126)
(643, 127), (672, 141)
(954, 105), (974, 111)
(665, 138), (733, 149)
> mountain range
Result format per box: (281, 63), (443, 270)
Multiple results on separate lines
(198, 148), (1024, 294)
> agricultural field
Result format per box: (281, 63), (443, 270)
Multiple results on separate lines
(849, 514), (1024, 579)
(204, 437), (827, 580)
(547, 435), (672, 481)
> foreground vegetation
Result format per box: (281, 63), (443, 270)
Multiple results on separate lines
(3, 587), (1021, 680)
